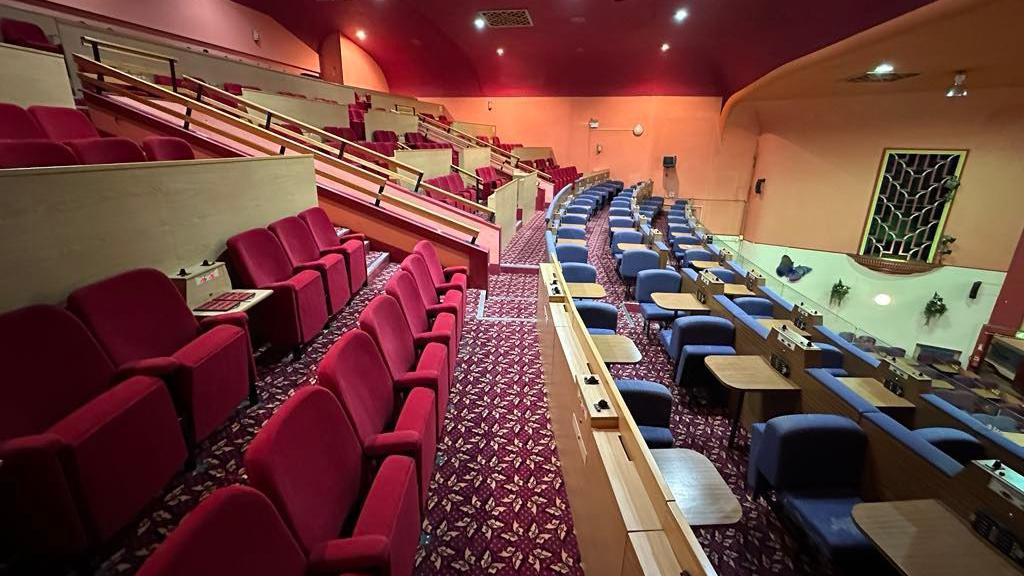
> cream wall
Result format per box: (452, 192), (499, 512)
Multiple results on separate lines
(339, 35), (388, 92)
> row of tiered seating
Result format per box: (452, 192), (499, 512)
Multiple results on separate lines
(476, 135), (521, 152)
(0, 17), (61, 53)
(134, 241), (466, 576)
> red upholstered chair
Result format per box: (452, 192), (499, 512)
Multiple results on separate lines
(474, 165), (510, 199)
(64, 137), (146, 165)
(324, 125), (358, 142)
(67, 268), (256, 447)
(245, 387), (420, 576)
(297, 206), (367, 293)
(0, 305), (185, 559)
(359, 296), (450, 431)
(385, 270), (459, 373)
(141, 137), (194, 161)
(0, 103), (46, 140)
(227, 228), (329, 350)
(348, 106), (366, 140)
(0, 140), (77, 168)
(318, 329), (436, 506)
(414, 240), (469, 294)
(404, 132), (427, 145)
(222, 82), (245, 96)
(0, 18), (62, 54)
(400, 254), (464, 334)
(27, 106), (99, 141)
(136, 486), (306, 576)
(372, 130), (399, 143)
(268, 216), (351, 315)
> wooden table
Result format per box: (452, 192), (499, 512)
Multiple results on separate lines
(651, 448), (742, 526)
(618, 242), (650, 252)
(651, 292), (709, 312)
(852, 499), (1020, 576)
(705, 355), (800, 447)
(838, 377), (916, 412)
(192, 289), (273, 317)
(688, 260), (720, 270)
(723, 284), (755, 297)
(610, 226), (635, 235)
(560, 223), (586, 231)
(757, 319), (810, 338)
(591, 334), (642, 364)
(566, 282), (607, 299)
(557, 238), (587, 246)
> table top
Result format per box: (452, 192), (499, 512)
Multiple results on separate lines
(723, 284), (755, 297)
(566, 282), (606, 299)
(852, 499), (1020, 576)
(705, 355), (799, 392)
(618, 242), (650, 252)
(651, 448), (742, 526)
(651, 292), (709, 312)
(757, 319), (810, 338)
(557, 238), (587, 246)
(1001, 431), (1024, 446)
(838, 377), (916, 410)
(689, 260), (720, 270)
(591, 334), (642, 364)
(610, 226), (636, 234)
(560, 223), (586, 230)
(192, 289), (273, 317)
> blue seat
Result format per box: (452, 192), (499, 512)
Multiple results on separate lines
(761, 287), (794, 311)
(576, 300), (617, 335)
(636, 269), (682, 336)
(615, 379), (674, 448)
(608, 216), (635, 231)
(544, 230), (556, 260)
(619, 249), (660, 296)
(816, 325), (882, 369)
(611, 230), (644, 262)
(920, 393), (1024, 461)
(815, 343), (848, 377)
(806, 368), (878, 417)
(670, 235), (701, 260)
(715, 294), (770, 339)
(914, 427), (985, 464)
(608, 208), (632, 218)
(733, 297), (773, 319)
(564, 205), (590, 216)
(660, 316), (736, 386)
(561, 262), (597, 283)
(667, 223), (693, 237)
(560, 213), (587, 226)
(707, 267), (737, 283)
(556, 226), (586, 240)
(973, 413), (1018, 432)
(555, 244), (587, 263)
(863, 411), (965, 478)
(682, 248), (715, 267)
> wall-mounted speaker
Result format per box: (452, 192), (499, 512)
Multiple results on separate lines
(663, 155), (677, 168)
(969, 281), (982, 299)
(755, 178), (766, 195)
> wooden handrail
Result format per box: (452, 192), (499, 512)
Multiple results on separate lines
(81, 35), (178, 64)
(418, 114), (519, 162)
(450, 164), (481, 183)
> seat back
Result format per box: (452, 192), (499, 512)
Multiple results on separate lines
(0, 18), (50, 45)
(0, 103), (46, 140)
(136, 486), (306, 576)
(141, 137), (194, 161)
(385, 270), (430, 335)
(245, 387), (364, 555)
(576, 301), (618, 332)
(611, 230), (643, 254)
(412, 240), (449, 288)
(815, 342), (846, 369)
(27, 106), (100, 141)
(608, 209), (631, 219)
(67, 268), (198, 365)
(297, 207), (341, 253)
(359, 295), (418, 380)
(732, 297), (774, 318)
(475, 166), (498, 181)
(65, 138), (146, 164)
(317, 330), (396, 448)
(0, 140), (76, 168)
(682, 248), (715, 263)
(372, 130), (398, 143)
(404, 132), (427, 144)
(671, 235), (701, 249)
(400, 254), (442, 307)
(324, 126), (357, 141)
(268, 216), (322, 267)
(707, 267), (737, 283)
(636, 269), (681, 303)
(0, 305), (115, 440)
(556, 227), (586, 240)
(756, 414), (866, 492)
(672, 316), (734, 350)
(620, 249), (660, 277)
(560, 214), (587, 226)
(554, 244), (588, 264)
(227, 228), (296, 287)
(560, 263), (597, 283)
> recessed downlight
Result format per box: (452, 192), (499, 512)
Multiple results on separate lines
(874, 293), (893, 306)
(474, 17), (486, 30)
(660, 43), (671, 52)
(355, 29), (367, 41)
(871, 62), (894, 75)
(496, 47), (505, 56)
(673, 9), (689, 23)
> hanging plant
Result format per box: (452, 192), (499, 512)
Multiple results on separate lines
(830, 280), (850, 307)
(924, 292), (947, 325)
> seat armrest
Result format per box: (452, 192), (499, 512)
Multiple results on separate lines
(443, 266), (468, 279)
(426, 303), (459, 319)
(294, 262), (323, 274)
(436, 280), (464, 293)
(307, 535), (389, 573)
(394, 370), (440, 391)
(198, 311), (248, 332)
(414, 330), (451, 348)
(115, 357), (181, 380)
(339, 233), (366, 243)
(363, 430), (421, 458)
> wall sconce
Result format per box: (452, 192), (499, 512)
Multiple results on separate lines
(487, 101), (493, 111)
(595, 144), (603, 155)
(632, 123), (644, 137)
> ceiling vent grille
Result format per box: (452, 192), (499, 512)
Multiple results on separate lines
(480, 9), (534, 28)
(845, 72), (920, 83)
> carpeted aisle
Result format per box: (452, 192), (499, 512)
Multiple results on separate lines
(500, 210), (549, 266)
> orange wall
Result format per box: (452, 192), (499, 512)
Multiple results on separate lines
(339, 36), (389, 93)
(736, 87), (1024, 271)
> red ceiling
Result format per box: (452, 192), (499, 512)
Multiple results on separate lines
(232, 0), (936, 98)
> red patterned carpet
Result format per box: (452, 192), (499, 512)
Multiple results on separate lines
(500, 210), (549, 266)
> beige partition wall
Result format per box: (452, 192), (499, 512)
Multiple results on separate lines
(0, 155), (317, 311)
(364, 110), (420, 140)
(488, 180), (518, 251)
(460, 147), (492, 172)
(369, 91), (443, 116)
(242, 90), (348, 128)
(0, 42), (75, 107)
(516, 172), (539, 222)
(514, 146), (554, 162)
(394, 148), (452, 180)
(452, 121), (496, 138)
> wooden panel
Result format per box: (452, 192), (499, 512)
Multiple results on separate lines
(452, 120), (496, 137)
(514, 146), (554, 161)
(0, 155), (317, 311)
(516, 172), (539, 222)
(241, 89), (348, 129)
(394, 148), (453, 180)
(368, 92), (441, 116)
(460, 147), (492, 172)
(0, 42), (75, 108)
(488, 179), (519, 251)
(363, 109), (419, 140)
(623, 531), (685, 576)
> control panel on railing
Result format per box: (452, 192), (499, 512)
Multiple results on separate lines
(745, 270), (767, 291)
(718, 248), (734, 265)
(875, 357), (931, 400)
(972, 460), (1024, 567)
(768, 327), (823, 376)
(791, 302), (823, 331)
(695, 270), (725, 303)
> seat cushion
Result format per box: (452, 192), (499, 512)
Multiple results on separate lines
(587, 328), (616, 336)
(914, 427), (985, 465)
(639, 302), (675, 322)
(172, 324), (252, 441)
(638, 426), (674, 449)
(779, 492), (873, 560)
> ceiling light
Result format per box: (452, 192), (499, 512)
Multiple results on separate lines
(673, 9), (689, 23)
(660, 43), (670, 52)
(474, 17), (486, 30)
(873, 293), (893, 306)
(355, 29), (367, 41)
(496, 47), (504, 56)
(946, 70), (968, 98)
(870, 62), (894, 75)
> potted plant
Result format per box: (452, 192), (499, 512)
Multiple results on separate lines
(924, 292), (948, 326)
(830, 280), (850, 307)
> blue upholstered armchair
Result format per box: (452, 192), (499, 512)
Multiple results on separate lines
(618, 249), (660, 296)
(556, 226), (586, 240)
(681, 248), (715, 267)
(611, 230), (644, 262)
(560, 213), (588, 226)
(575, 301), (618, 335)
(660, 316), (736, 386)
(561, 262), (597, 283)
(636, 269), (681, 337)
(815, 343), (848, 377)
(565, 205), (590, 217)
(668, 223), (693, 237)
(707, 267), (737, 283)
(555, 244), (588, 264)
(671, 236), (701, 261)
(733, 297), (774, 319)
(608, 208), (632, 218)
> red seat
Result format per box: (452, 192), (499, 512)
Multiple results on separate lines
(414, 240), (469, 294)
(227, 228), (329, 349)
(404, 132), (427, 145)
(324, 125), (358, 142)
(318, 329), (436, 507)
(0, 140), (77, 168)
(372, 130), (399, 143)
(474, 165), (510, 198)
(385, 270), (459, 374)
(297, 206), (367, 294)
(400, 254), (465, 334)
(67, 269), (256, 446)
(0, 305), (185, 559)
(0, 103), (46, 140)
(222, 82), (244, 96)
(360, 295), (450, 432)
(348, 106), (366, 140)
(0, 18), (62, 54)
(245, 387), (420, 576)
(64, 137), (146, 164)
(136, 486), (306, 576)
(27, 106), (100, 141)
(141, 137), (194, 161)
(268, 216), (351, 314)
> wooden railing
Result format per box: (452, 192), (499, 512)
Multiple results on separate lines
(74, 54), (485, 242)
(415, 113), (546, 179)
